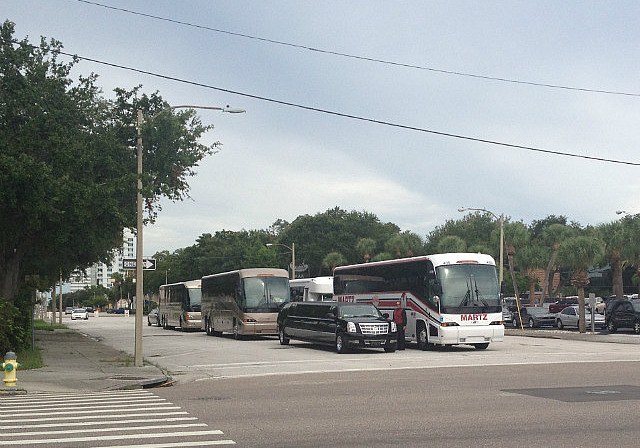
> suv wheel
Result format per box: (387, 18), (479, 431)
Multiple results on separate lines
(336, 334), (348, 354)
(607, 320), (617, 333)
(279, 326), (290, 345)
(528, 318), (535, 328)
(634, 321), (640, 335)
(556, 319), (564, 330)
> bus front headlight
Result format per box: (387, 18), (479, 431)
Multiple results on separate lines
(346, 322), (357, 333)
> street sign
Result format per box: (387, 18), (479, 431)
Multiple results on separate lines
(122, 257), (157, 271)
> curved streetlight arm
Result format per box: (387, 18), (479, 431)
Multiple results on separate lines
(266, 243), (296, 280)
(148, 104), (246, 122)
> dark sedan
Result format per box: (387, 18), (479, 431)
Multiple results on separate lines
(512, 306), (556, 328)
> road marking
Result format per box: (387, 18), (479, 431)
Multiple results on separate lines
(2, 391), (236, 446)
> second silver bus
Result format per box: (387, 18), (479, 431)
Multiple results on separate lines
(201, 268), (291, 338)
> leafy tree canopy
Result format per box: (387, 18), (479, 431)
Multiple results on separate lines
(0, 21), (219, 303)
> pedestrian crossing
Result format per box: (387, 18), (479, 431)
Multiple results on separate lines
(0, 389), (235, 447)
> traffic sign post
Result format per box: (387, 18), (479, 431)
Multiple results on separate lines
(123, 257), (156, 270)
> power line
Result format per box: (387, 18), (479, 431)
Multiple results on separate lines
(48, 47), (640, 168)
(76, 0), (640, 98)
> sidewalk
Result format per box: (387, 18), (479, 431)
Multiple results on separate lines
(2, 329), (169, 395)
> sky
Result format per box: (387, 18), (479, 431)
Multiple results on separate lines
(5, 1), (640, 256)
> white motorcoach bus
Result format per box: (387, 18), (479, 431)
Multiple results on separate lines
(158, 280), (202, 331)
(333, 253), (504, 350)
(289, 276), (334, 302)
(201, 268), (290, 338)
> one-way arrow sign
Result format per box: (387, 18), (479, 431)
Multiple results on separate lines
(123, 257), (156, 271)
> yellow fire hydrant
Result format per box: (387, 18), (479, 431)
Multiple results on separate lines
(2, 351), (21, 387)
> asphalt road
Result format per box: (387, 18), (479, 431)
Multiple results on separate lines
(67, 315), (640, 447)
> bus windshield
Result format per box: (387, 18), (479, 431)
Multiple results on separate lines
(188, 288), (202, 312)
(436, 264), (501, 313)
(242, 276), (290, 312)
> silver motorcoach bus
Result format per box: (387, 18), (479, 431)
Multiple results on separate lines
(201, 268), (290, 338)
(158, 280), (202, 331)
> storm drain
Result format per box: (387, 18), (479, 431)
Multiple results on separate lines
(108, 375), (147, 381)
(502, 385), (640, 403)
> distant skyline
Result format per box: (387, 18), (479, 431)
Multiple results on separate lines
(5, 1), (640, 255)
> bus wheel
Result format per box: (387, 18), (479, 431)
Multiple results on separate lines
(416, 322), (429, 351)
(336, 334), (348, 354)
(474, 343), (489, 350)
(279, 327), (290, 345)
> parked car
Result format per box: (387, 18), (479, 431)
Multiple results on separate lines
(65, 306), (74, 315)
(85, 306), (94, 313)
(606, 299), (640, 334)
(147, 308), (160, 326)
(502, 306), (513, 325)
(512, 306), (556, 328)
(71, 308), (89, 320)
(277, 301), (397, 353)
(556, 305), (605, 330)
(548, 298), (579, 314)
(106, 307), (126, 314)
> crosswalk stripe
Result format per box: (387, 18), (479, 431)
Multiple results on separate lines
(0, 416), (198, 429)
(1, 411), (190, 423)
(99, 441), (237, 447)
(5, 423), (208, 437)
(2, 430), (226, 445)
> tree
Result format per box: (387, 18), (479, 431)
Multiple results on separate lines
(322, 252), (347, 272)
(0, 22), (218, 304)
(356, 238), (376, 262)
(437, 236), (467, 253)
(539, 223), (572, 299)
(557, 235), (603, 333)
(598, 221), (626, 299)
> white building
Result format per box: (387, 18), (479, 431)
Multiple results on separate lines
(69, 229), (136, 291)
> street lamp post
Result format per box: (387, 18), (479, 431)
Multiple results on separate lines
(134, 104), (245, 367)
(266, 243), (296, 280)
(458, 207), (504, 286)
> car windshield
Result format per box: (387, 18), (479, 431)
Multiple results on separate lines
(526, 308), (546, 316)
(338, 304), (381, 318)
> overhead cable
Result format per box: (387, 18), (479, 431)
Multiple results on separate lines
(76, 0), (640, 98)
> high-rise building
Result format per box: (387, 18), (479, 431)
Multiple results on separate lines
(68, 229), (136, 291)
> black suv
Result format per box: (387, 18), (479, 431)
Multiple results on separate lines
(277, 301), (397, 353)
(606, 299), (640, 334)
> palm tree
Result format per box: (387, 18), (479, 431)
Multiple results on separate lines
(557, 235), (603, 333)
(540, 223), (571, 300)
(598, 221), (626, 299)
(518, 244), (549, 306)
(356, 238), (377, 262)
(322, 252), (347, 273)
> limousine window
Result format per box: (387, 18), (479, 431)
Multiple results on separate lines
(338, 304), (382, 319)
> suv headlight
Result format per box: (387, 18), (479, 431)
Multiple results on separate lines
(390, 321), (397, 332)
(346, 322), (357, 333)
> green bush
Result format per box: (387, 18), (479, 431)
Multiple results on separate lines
(0, 298), (27, 355)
